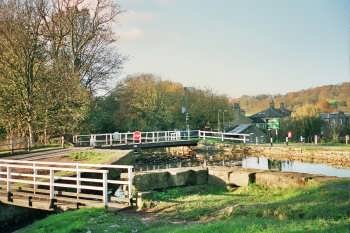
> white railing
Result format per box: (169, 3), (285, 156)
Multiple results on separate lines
(73, 130), (198, 147)
(0, 159), (133, 208)
(198, 130), (250, 143)
(73, 130), (250, 147)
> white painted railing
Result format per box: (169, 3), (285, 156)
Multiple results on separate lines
(73, 130), (198, 147)
(73, 130), (250, 147)
(198, 130), (250, 143)
(0, 159), (133, 208)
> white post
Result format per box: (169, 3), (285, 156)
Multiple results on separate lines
(157, 132), (159, 142)
(33, 164), (37, 194)
(243, 135), (247, 144)
(105, 134), (108, 145)
(6, 166), (11, 193)
(221, 132), (224, 141)
(90, 135), (93, 147)
(49, 169), (54, 200)
(256, 137), (258, 145)
(346, 135), (349, 145)
(152, 132), (155, 143)
(102, 171), (108, 208)
(61, 136), (64, 148)
(110, 134), (113, 146)
(76, 164), (81, 199)
(128, 167), (133, 206)
(314, 135), (318, 145)
(125, 134), (128, 144)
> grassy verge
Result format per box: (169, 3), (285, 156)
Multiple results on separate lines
(68, 149), (131, 164)
(18, 179), (350, 233)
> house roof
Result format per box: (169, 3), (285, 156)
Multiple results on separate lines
(250, 107), (285, 119)
(228, 124), (252, 134)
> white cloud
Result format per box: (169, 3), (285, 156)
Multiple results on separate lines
(119, 10), (154, 24)
(118, 28), (144, 42)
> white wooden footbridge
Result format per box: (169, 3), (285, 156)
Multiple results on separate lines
(0, 130), (249, 211)
(73, 130), (250, 149)
(0, 159), (133, 211)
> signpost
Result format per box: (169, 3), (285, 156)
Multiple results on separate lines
(268, 118), (280, 144)
(267, 118), (280, 130)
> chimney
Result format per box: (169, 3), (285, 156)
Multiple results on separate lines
(233, 103), (242, 118)
(233, 103), (240, 111)
(280, 102), (285, 110)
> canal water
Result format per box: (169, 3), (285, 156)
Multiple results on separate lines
(131, 149), (350, 178)
(242, 156), (350, 178)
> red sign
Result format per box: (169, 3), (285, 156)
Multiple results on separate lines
(288, 131), (292, 139)
(133, 131), (142, 142)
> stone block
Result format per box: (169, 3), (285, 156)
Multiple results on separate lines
(255, 171), (313, 188)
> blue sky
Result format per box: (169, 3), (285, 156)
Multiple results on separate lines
(115, 0), (350, 97)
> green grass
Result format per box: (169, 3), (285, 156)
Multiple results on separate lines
(68, 149), (130, 164)
(18, 179), (350, 233)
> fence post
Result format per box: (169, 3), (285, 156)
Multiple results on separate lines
(76, 164), (81, 199)
(61, 136), (64, 148)
(152, 132), (155, 142)
(128, 167), (133, 206)
(33, 164), (37, 194)
(346, 135), (349, 145)
(49, 169), (55, 200)
(221, 132), (224, 142)
(6, 166), (11, 193)
(102, 171), (108, 208)
(243, 135), (247, 144)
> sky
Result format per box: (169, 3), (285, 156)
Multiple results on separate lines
(113, 0), (350, 97)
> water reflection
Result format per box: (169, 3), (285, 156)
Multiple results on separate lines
(242, 156), (350, 178)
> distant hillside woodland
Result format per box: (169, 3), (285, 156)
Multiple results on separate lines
(236, 82), (350, 115)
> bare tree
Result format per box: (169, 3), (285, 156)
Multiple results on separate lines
(39, 0), (124, 93)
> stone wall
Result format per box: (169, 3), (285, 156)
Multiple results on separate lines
(251, 146), (350, 168)
(129, 167), (208, 192)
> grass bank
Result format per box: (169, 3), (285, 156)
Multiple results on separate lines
(67, 149), (131, 164)
(18, 179), (350, 233)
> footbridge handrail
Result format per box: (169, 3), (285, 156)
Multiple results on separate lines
(73, 130), (251, 147)
(0, 160), (134, 209)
